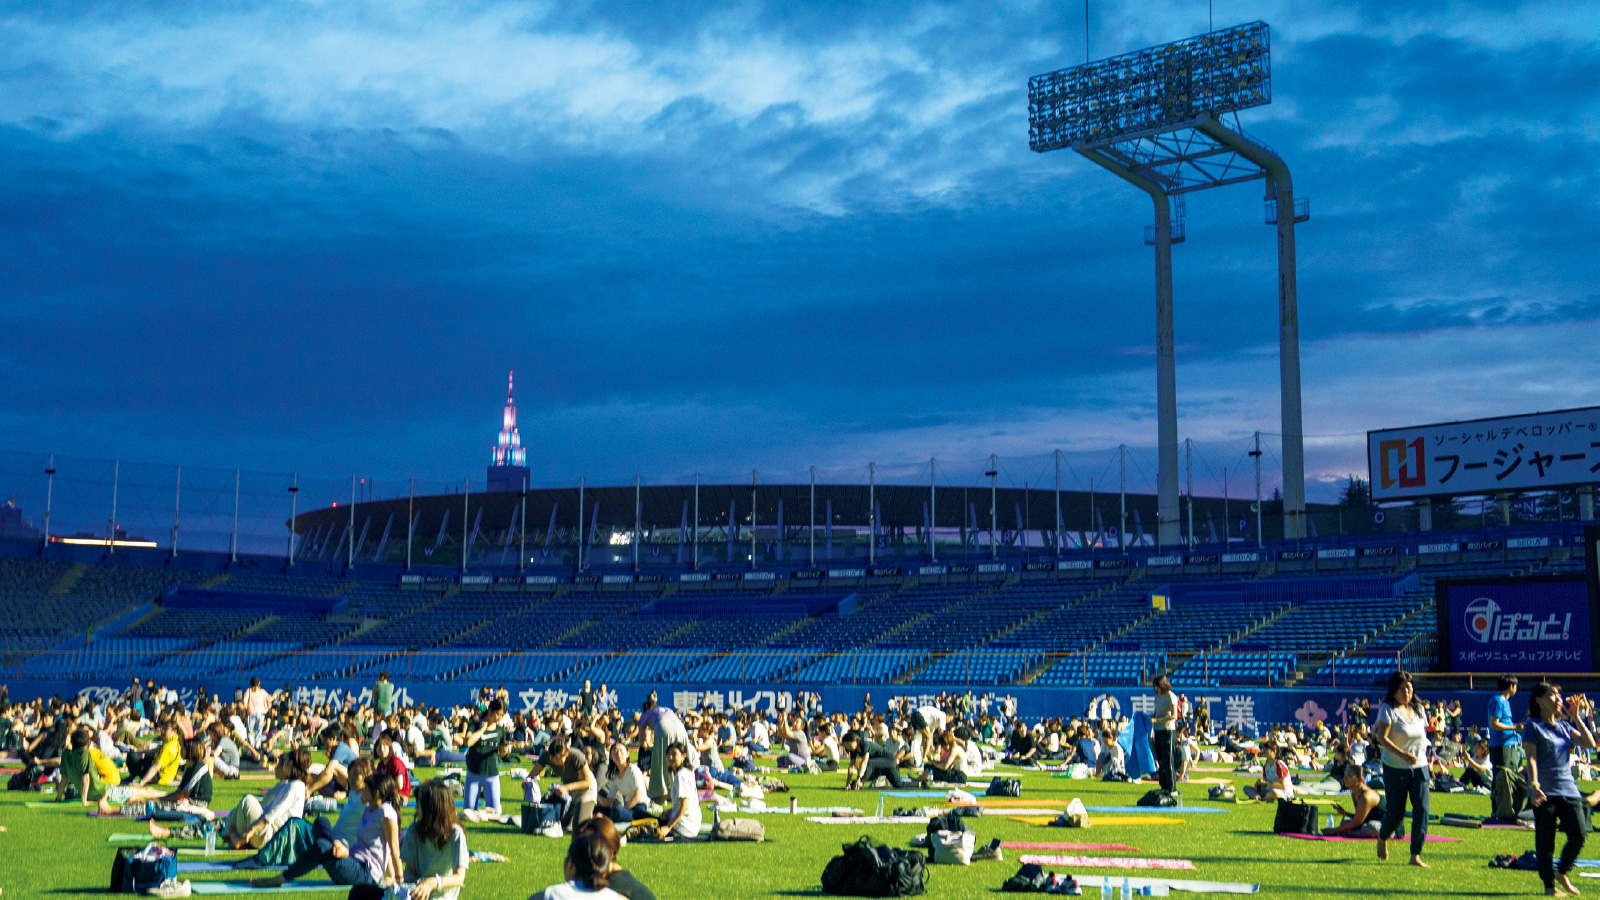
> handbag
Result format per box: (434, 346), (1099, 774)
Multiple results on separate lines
(930, 830), (974, 866)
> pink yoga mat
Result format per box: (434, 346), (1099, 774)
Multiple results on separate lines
(1019, 855), (1196, 871)
(1281, 833), (1463, 843)
(1002, 843), (1139, 851)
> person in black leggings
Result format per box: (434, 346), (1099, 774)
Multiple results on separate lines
(1151, 675), (1178, 793)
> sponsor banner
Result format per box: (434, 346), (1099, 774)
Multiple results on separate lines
(525, 575), (560, 585)
(977, 563), (1009, 574)
(1096, 558), (1130, 569)
(712, 572), (742, 582)
(1221, 552), (1260, 564)
(575, 574), (602, 584)
(460, 574), (493, 585)
(1443, 578), (1593, 673)
(870, 567), (902, 578)
(828, 568), (866, 579)
(917, 566), (947, 576)
(947, 564), (978, 575)
(1317, 548), (1356, 560)
(1418, 542), (1461, 555)
(743, 571), (776, 582)
(1279, 550), (1316, 561)
(635, 573), (666, 583)
(400, 574), (424, 585)
(1146, 555), (1182, 567)
(1057, 560), (1092, 571)
(1186, 554), (1220, 565)
(1369, 406), (1600, 500)
(601, 574), (633, 585)
(1025, 561), (1056, 572)
(1465, 540), (1503, 552)
(1359, 546), (1399, 557)
(678, 573), (710, 583)
(26, 678), (1508, 731)
(1508, 537), (1552, 549)
(791, 570), (825, 580)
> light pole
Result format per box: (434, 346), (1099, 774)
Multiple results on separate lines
(986, 455), (998, 560)
(287, 474), (299, 567)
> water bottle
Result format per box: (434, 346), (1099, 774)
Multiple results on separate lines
(522, 777), (539, 804)
(876, 794), (885, 818)
(1325, 814), (1335, 832)
(1123, 876), (1132, 899)
(1100, 879), (1111, 899)
(205, 822), (217, 857)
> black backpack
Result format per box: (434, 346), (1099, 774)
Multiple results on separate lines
(7, 764), (43, 791)
(925, 811), (972, 841)
(1137, 789), (1179, 808)
(1272, 799), (1318, 835)
(1001, 863), (1049, 892)
(821, 836), (928, 897)
(986, 777), (1022, 798)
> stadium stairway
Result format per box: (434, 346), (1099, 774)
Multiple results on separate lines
(52, 563), (89, 596)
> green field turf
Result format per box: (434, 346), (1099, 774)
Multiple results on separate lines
(0, 762), (1572, 899)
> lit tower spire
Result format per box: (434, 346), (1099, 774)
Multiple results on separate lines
(491, 370), (526, 467)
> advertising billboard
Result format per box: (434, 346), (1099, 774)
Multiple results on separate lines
(1368, 406), (1600, 501)
(1437, 576), (1596, 673)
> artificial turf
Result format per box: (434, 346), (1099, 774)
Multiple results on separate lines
(0, 761), (1576, 899)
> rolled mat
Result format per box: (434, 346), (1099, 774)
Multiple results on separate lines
(189, 882), (349, 894)
(1069, 875), (1258, 894)
(1008, 816), (1186, 826)
(1086, 806), (1231, 814)
(1020, 854), (1196, 870)
(806, 816), (929, 824)
(1280, 833), (1462, 843)
(1002, 843), (1140, 851)
(177, 862), (287, 873)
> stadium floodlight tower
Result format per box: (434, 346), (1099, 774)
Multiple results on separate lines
(1029, 21), (1310, 540)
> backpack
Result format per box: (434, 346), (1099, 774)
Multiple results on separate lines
(7, 764), (43, 791)
(111, 846), (177, 893)
(925, 811), (973, 842)
(711, 818), (766, 842)
(986, 778), (1021, 798)
(1272, 800), (1318, 835)
(1001, 863), (1050, 892)
(520, 803), (562, 836)
(820, 836), (928, 897)
(930, 830), (974, 866)
(1136, 789), (1179, 808)
(1207, 784), (1236, 801)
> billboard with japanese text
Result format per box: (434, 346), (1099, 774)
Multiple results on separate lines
(1437, 576), (1595, 673)
(1368, 406), (1600, 500)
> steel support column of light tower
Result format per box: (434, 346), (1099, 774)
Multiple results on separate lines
(1029, 20), (1310, 538)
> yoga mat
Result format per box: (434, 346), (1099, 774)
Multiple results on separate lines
(1280, 833), (1462, 843)
(959, 799), (1069, 808)
(984, 808), (1074, 816)
(1002, 843), (1140, 851)
(24, 801), (78, 809)
(179, 849), (253, 857)
(807, 816), (930, 824)
(1020, 854), (1196, 871)
(1085, 806), (1231, 814)
(1069, 875), (1258, 894)
(1007, 816), (1186, 826)
(190, 882), (349, 894)
(108, 833), (159, 842)
(177, 862), (287, 873)
(740, 806), (862, 814)
(1144, 777), (1233, 786)
(880, 791), (947, 798)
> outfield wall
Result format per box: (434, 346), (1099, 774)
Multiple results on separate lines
(3, 678), (1501, 734)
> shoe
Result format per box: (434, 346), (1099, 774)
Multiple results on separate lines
(149, 878), (192, 898)
(972, 841), (1003, 862)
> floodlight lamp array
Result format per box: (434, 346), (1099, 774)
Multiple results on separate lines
(1029, 21), (1271, 153)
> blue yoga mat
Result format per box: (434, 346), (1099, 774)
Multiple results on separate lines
(1084, 805), (1231, 814)
(176, 862), (286, 873)
(880, 791), (947, 798)
(189, 882), (348, 895)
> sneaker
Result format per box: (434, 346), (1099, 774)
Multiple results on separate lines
(972, 842), (1003, 862)
(460, 809), (482, 823)
(149, 878), (192, 898)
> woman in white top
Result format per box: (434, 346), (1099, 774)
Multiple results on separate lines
(596, 742), (649, 824)
(656, 744), (703, 840)
(1372, 671), (1431, 867)
(529, 832), (624, 900)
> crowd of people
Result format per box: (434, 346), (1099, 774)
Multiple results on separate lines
(3, 670), (1599, 897)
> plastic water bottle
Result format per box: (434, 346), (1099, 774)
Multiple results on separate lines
(1100, 879), (1111, 899)
(1325, 814), (1335, 831)
(205, 823), (217, 857)
(876, 794), (885, 818)
(1123, 876), (1132, 898)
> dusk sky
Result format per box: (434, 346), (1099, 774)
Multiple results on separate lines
(3, 0), (1597, 502)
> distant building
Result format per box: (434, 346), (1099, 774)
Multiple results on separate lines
(0, 496), (39, 539)
(486, 371), (529, 494)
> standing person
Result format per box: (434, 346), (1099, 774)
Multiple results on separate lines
(1524, 682), (1596, 898)
(463, 700), (507, 818)
(1151, 675), (1178, 794)
(1194, 697), (1210, 738)
(637, 701), (689, 804)
(1489, 676), (1521, 767)
(242, 678), (271, 746)
(1372, 671), (1431, 867)
(373, 672), (395, 719)
(579, 682), (595, 717)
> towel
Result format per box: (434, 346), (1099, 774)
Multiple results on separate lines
(806, 816), (930, 824)
(1002, 842), (1140, 851)
(1280, 833), (1462, 843)
(1068, 875), (1258, 894)
(1019, 854), (1196, 870)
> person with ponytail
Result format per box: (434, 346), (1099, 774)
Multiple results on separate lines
(528, 831), (624, 899)
(1524, 681), (1596, 897)
(1372, 670), (1431, 867)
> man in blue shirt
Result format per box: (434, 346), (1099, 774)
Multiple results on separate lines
(1489, 675), (1520, 768)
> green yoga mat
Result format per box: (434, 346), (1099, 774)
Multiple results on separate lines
(24, 801), (78, 809)
(108, 833), (157, 842)
(190, 882), (348, 894)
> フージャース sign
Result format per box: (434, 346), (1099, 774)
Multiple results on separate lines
(1438, 576), (1596, 673)
(1369, 406), (1600, 500)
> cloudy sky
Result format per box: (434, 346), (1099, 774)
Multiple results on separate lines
(2, 0), (1596, 501)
